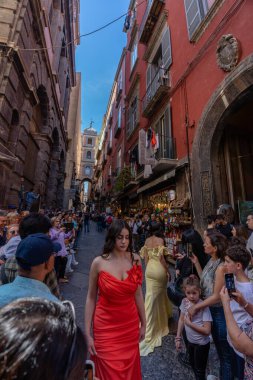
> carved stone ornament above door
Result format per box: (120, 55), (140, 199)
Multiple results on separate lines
(216, 34), (240, 72)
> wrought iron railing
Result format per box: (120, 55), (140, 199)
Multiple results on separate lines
(155, 135), (177, 160)
(143, 68), (170, 112)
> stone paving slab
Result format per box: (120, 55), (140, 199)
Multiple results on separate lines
(61, 223), (217, 379)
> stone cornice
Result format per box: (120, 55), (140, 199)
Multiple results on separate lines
(143, 10), (168, 62)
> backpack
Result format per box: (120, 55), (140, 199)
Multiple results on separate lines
(107, 216), (112, 224)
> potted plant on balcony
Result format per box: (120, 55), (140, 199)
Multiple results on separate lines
(113, 166), (132, 193)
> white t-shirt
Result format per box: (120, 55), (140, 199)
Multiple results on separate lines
(180, 298), (212, 345)
(228, 279), (253, 358)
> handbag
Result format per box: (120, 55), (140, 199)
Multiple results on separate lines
(167, 276), (185, 307)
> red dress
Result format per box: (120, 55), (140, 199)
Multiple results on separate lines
(91, 264), (143, 380)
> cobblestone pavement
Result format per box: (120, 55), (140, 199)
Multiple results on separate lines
(61, 222), (218, 379)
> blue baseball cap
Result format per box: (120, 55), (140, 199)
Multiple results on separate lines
(16, 233), (61, 270)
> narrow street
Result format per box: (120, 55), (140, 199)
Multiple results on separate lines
(61, 222), (195, 380)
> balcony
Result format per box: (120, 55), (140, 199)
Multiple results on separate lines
(139, 0), (165, 44)
(102, 155), (107, 168)
(152, 136), (177, 173)
(108, 112), (113, 126)
(107, 143), (112, 155)
(96, 148), (101, 160)
(116, 86), (122, 104)
(114, 122), (121, 138)
(135, 164), (145, 181)
(142, 69), (170, 118)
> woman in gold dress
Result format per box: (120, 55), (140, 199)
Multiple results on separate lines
(140, 222), (172, 356)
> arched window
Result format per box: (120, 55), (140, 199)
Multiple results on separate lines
(86, 151), (91, 159)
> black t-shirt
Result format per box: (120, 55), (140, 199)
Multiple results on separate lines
(216, 223), (233, 239)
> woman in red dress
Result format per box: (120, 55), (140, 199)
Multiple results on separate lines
(85, 220), (146, 380)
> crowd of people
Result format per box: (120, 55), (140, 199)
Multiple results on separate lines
(1, 205), (253, 379)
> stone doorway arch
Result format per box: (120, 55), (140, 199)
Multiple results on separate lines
(191, 54), (253, 230)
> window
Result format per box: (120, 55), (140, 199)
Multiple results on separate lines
(87, 138), (92, 145)
(184, 0), (216, 39)
(118, 70), (122, 92)
(85, 166), (91, 176)
(145, 27), (172, 99)
(131, 36), (138, 70)
(126, 96), (138, 137)
(109, 129), (112, 147)
(86, 151), (91, 159)
(153, 106), (175, 159)
(117, 148), (122, 173)
(118, 107), (121, 129)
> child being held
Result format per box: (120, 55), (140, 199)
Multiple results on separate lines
(176, 276), (212, 380)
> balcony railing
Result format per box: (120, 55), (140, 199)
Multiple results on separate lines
(107, 143), (112, 155)
(155, 136), (176, 160)
(153, 135), (177, 173)
(114, 121), (121, 138)
(142, 68), (170, 117)
(139, 0), (165, 44)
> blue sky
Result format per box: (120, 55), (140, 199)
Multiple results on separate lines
(76, 1), (129, 132)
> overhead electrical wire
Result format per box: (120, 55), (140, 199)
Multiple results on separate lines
(0, 0), (146, 53)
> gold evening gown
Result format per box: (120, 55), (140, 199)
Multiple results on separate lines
(139, 245), (172, 356)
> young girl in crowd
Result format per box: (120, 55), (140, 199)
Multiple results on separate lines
(176, 276), (212, 380)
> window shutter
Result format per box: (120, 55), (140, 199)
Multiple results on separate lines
(184, 0), (203, 39)
(162, 28), (172, 70)
(164, 106), (172, 138)
(164, 106), (175, 158)
(146, 64), (152, 93)
(118, 107), (121, 129)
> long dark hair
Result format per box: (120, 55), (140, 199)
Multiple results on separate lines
(182, 228), (208, 269)
(150, 222), (165, 244)
(206, 232), (228, 260)
(0, 298), (87, 380)
(102, 219), (133, 258)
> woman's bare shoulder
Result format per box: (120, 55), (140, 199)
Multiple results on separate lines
(91, 256), (105, 270)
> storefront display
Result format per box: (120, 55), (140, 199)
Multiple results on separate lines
(148, 191), (192, 256)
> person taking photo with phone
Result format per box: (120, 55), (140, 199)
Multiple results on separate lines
(222, 240), (253, 379)
(188, 232), (233, 379)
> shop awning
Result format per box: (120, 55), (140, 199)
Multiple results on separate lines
(137, 170), (175, 194)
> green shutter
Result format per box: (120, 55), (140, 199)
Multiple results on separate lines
(162, 28), (172, 70)
(184, 0), (203, 39)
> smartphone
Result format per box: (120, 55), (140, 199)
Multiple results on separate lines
(84, 360), (95, 380)
(185, 243), (193, 258)
(225, 273), (236, 296)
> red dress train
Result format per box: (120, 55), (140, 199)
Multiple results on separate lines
(91, 265), (142, 380)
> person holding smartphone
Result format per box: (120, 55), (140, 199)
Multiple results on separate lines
(223, 240), (253, 379)
(188, 232), (233, 380)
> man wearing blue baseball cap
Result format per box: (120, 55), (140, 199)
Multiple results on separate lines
(0, 233), (61, 308)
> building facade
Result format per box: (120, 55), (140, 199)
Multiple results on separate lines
(63, 72), (82, 210)
(0, 0), (79, 209)
(80, 125), (98, 202)
(94, 0), (253, 229)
